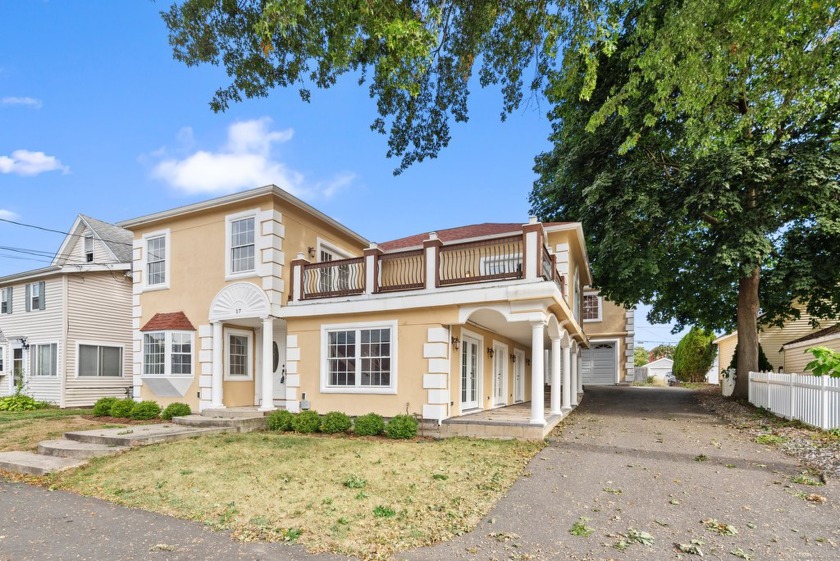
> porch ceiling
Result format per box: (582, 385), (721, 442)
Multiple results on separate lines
(465, 309), (537, 347)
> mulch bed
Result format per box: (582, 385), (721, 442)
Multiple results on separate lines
(695, 385), (840, 479)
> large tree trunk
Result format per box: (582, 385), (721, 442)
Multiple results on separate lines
(733, 266), (760, 399)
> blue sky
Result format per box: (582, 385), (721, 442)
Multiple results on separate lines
(0, 1), (685, 345)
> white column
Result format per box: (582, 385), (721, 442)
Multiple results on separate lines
(570, 343), (578, 406)
(211, 321), (224, 408)
(550, 337), (562, 415)
(562, 338), (572, 411)
(578, 352), (584, 394)
(259, 317), (275, 412)
(530, 320), (546, 425)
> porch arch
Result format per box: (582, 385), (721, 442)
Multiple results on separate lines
(209, 282), (270, 322)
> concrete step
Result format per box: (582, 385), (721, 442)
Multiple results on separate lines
(200, 407), (270, 419)
(0, 451), (87, 476)
(64, 424), (232, 447)
(37, 439), (128, 459)
(172, 415), (267, 432)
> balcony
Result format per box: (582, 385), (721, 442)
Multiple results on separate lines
(290, 224), (568, 302)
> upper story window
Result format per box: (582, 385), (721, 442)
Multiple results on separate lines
(317, 241), (352, 292)
(84, 234), (94, 263)
(230, 217), (255, 273)
(26, 281), (45, 312)
(31, 343), (57, 376)
(1, 287), (11, 314)
(78, 344), (122, 377)
(321, 321), (397, 394)
(583, 293), (602, 322)
(141, 229), (170, 290)
(143, 331), (193, 376)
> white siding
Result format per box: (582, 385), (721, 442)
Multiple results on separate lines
(0, 277), (64, 403)
(65, 272), (133, 407)
(67, 227), (115, 265)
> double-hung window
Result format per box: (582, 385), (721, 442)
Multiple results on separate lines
(26, 281), (45, 311)
(78, 344), (122, 377)
(146, 235), (167, 286)
(31, 343), (58, 376)
(143, 331), (192, 376)
(583, 293), (602, 322)
(84, 234), (94, 263)
(230, 217), (255, 273)
(1, 287), (11, 314)
(322, 322), (396, 393)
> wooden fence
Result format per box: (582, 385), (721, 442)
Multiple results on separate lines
(748, 371), (840, 430)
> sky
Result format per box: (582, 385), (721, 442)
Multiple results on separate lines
(0, 1), (686, 345)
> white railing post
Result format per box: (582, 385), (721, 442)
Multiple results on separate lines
(364, 243), (381, 295)
(522, 218), (542, 281)
(821, 375), (830, 430)
(291, 252), (308, 300)
(423, 232), (442, 289)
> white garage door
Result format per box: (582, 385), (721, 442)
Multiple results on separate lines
(581, 342), (617, 385)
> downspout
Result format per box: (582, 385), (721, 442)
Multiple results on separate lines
(60, 275), (69, 408)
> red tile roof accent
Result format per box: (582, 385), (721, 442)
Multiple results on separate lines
(140, 312), (196, 332)
(784, 323), (840, 346)
(378, 222), (570, 251)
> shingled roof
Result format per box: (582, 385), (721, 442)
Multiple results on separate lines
(784, 323), (840, 347)
(378, 222), (571, 251)
(80, 215), (134, 263)
(140, 312), (196, 332)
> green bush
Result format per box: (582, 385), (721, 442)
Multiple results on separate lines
(130, 400), (161, 420)
(354, 413), (385, 436)
(292, 410), (321, 433)
(92, 397), (119, 417)
(267, 409), (295, 431)
(161, 402), (191, 420)
(0, 393), (40, 412)
(320, 411), (352, 434)
(384, 414), (418, 439)
(109, 398), (136, 418)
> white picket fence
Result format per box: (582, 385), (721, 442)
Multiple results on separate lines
(748, 371), (840, 430)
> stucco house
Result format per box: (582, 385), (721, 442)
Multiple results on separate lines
(120, 185), (593, 438)
(0, 215), (134, 406)
(579, 290), (634, 384)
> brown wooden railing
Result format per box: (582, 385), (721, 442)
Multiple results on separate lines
(378, 249), (424, 292)
(300, 257), (365, 299)
(439, 235), (523, 286)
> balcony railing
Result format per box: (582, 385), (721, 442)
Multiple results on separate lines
(290, 223), (571, 302)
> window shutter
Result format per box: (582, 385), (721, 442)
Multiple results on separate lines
(7, 287), (11, 314)
(25, 284), (30, 312)
(39, 281), (45, 310)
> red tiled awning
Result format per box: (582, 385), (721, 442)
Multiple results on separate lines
(140, 312), (195, 332)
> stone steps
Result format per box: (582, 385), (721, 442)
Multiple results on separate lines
(0, 451), (87, 476)
(172, 414), (267, 432)
(63, 424), (231, 447)
(200, 407), (271, 418)
(37, 439), (128, 459)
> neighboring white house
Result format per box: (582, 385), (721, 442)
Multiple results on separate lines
(636, 357), (674, 383)
(0, 215), (134, 407)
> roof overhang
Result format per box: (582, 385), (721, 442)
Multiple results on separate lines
(713, 331), (737, 344)
(544, 222), (593, 286)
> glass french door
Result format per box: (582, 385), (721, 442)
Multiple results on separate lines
(461, 336), (479, 410)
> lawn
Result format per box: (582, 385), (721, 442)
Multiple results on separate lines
(50, 432), (544, 559)
(0, 409), (122, 452)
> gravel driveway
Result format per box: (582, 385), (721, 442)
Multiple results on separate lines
(2, 386), (838, 560)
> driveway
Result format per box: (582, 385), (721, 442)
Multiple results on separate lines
(2, 386), (839, 560)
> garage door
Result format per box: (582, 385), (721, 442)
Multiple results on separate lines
(581, 342), (617, 385)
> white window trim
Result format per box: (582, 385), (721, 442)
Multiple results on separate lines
(141, 229), (171, 291)
(0, 343), (5, 375)
(583, 292), (603, 322)
(459, 328), (484, 412)
(320, 319), (398, 394)
(225, 209), (260, 281)
(0, 287), (10, 314)
(317, 237), (352, 261)
(74, 341), (126, 378)
(224, 327), (254, 381)
(84, 233), (94, 263)
(141, 330), (194, 377)
(28, 282), (42, 312)
(30, 341), (59, 377)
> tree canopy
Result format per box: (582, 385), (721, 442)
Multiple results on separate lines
(633, 346), (649, 367)
(672, 327), (715, 383)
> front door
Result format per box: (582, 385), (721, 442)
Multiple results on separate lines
(492, 342), (508, 406)
(460, 335), (480, 410)
(273, 321), (287, 403)
(514, 349), (525, 402)
(12, 347), (23, 388)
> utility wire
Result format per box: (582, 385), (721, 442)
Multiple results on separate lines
(0, 217), (134, 247)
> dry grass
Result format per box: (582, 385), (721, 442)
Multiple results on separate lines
(51, 432), (543, 559)
(0, 409), (122, 452)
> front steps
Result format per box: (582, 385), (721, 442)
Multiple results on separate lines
(37, 439), (128, 459)
(0, 451), (87, 476)
(172, 414), (267, 432)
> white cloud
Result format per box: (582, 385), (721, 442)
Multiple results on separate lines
(151, 117), (353, 199)
(0, 209), (19, 220)
(1, 97), (43, 108)
(0, 149), (69, 176)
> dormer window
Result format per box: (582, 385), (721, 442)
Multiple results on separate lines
(84, 234), (94, 263)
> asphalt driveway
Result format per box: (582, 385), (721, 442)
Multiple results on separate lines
(2, 386), (839, 560)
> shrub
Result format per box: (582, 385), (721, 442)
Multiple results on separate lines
(109, 398), (136, 418)
(92, 397), (119, 417)
(161, 402), (191, 420)
(354, 413), (385, 436)
(130, 400), (161, 420)
(0, 393), (40, 412)
(292, 410), (321, 433)
(384, 414), (418, 439)
(320, 411), (352, 434)
(267, 409), (295, 431)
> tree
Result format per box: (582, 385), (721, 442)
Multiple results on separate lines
(727, 343), (773, 374)
(649, 345), (675, 361)
(672, 327), (715, 383)
(633, 346), (649, 367)
(530, 0), (840, 399)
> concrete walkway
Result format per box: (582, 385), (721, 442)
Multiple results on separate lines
(2, 386), (839, 560)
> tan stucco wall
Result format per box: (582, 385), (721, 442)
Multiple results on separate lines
(582, 292), (630, 381)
